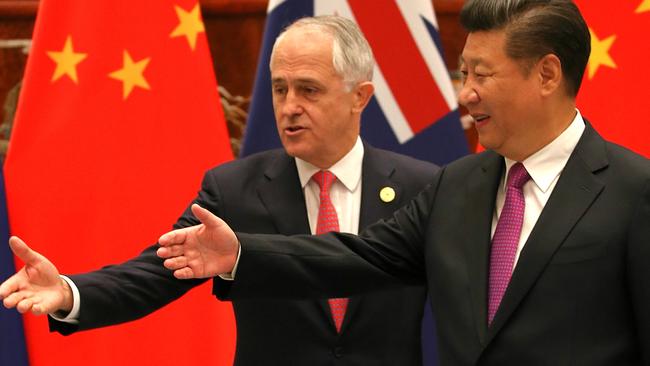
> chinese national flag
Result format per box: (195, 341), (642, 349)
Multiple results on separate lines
(3, 1), (235, 365)
(575, 1), (650, 157)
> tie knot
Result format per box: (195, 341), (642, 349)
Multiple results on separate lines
(312, 170), (337, 193)
(507, 162), (530, 189)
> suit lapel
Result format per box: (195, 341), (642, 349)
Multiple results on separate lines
(463, 151), (503, 345)
(256, 154), (338, 326)
(340, 144), (404, 333)
(256, 154), (311, 236)
(487, 124), (608, 341)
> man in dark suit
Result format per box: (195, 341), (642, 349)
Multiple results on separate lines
(0, 16), (438, 365)
(151, 1), (650, 365)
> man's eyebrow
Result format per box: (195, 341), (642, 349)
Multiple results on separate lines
(460, 55), (486, 67)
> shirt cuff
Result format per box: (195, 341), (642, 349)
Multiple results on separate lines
(218, 244), (241, 281)
(50, 275), (80, 324)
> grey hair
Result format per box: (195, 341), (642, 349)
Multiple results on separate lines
(270, 15), (375, 90)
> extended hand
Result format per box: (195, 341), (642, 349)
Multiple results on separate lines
(0, 236), (73, 315)
(157, 204), (239, 279)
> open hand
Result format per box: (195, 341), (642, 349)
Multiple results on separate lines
(0, 236), (72, 315)
(157, 204), (239, 279)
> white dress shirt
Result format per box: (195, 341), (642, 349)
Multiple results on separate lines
(492, 110), (586, 270)
(296, 136), (364, 235)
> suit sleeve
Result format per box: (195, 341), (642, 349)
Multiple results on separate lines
(628, 179), (650, 361)
(215, 167), (443, 300)
(49, 169), (223, 334)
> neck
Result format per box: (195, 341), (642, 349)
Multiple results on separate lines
(506, 100), (577, 162)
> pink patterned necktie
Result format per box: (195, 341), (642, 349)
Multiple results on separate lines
(312, 170), (348, 333)
(488, 162), (530, 325)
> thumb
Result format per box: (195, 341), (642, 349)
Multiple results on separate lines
(9, 236), (42, 266)
(191, 204), (223, 230)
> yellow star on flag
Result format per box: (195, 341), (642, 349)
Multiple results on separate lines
(46, 36), (88, 84)
(170, 4), (205, 50)
(637, 0), (650, 13)
(109, 50), (151, 99)
(587, 28), (617, 80)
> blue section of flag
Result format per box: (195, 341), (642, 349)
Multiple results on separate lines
(0, 164), (29, 366)
(241, 0), (312, 156)
(241, 1), (469, 364)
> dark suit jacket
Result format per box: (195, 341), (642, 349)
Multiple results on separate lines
(50, 144), (439, 366)
(231, 124), (650, 365)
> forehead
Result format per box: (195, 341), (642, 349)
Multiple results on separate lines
(270, 29), (339, 81)
(461, 30), (508, 67)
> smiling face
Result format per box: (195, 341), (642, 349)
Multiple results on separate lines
(459, 30), (549, 161)
(270, 28), (371, 169)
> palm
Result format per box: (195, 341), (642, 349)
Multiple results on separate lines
(190, 223), (233, 276)
(157, 204), (239, 279)
(0, 237), (68, 315)
(19, 257), (63, 302)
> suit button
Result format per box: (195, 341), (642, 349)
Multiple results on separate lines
(333, 346), (344, 358)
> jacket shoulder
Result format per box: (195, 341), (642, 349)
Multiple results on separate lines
(366, 146), (440, 177)
(204, 149), (289, 178)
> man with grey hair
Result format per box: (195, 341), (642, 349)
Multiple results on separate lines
(2, 15), (438, 365)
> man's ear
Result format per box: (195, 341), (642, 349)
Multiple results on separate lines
(537, 53), (562, 97)
(352, 81), (375, 113)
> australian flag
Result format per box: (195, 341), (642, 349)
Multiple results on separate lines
(241, 1), (469, 364)
(242, 0), (468, 165)
(0, 163), (29, 366)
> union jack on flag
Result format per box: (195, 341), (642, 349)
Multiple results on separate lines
(241, 0), (468, 166)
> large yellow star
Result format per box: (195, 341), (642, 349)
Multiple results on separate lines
(637, 0), (650, 13)
(587, 28), (617, 80)
(170, 4), (205, 50)
(46, 36), (87, 84)
(108, 50), (151, 100)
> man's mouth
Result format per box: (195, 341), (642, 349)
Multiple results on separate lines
(284, 125), (305, 135)
(472, 114), (490, 127)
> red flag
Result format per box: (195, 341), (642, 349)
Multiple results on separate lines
(574, 1), (650, 157)
(3, 1), (235, 365)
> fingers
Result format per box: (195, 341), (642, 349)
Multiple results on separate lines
(162, 256), (195, 280)
(163, 256), (188, 271)
(0, 271), (24, 300)
(173, 267), (195, 280)
(16, 297), (35, 314)
(3, 289), (32, 310)
(3, 290), (26, 308)
(5, 292), (48, 315)
(191, 204), (223, 229)
(158, 228), (187, 247)
(9, 236), (42, 266)
(156, 244), (185, 259)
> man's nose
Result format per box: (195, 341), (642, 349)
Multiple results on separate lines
(282, 89), (304, 116)
(458, 81), (479, 107)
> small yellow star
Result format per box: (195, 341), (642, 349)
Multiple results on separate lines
(170, 4), (205, 50)
(46, 36), (87, 84)
(587, 28), (617, 80)
(108, 50), (151, 99)
(637, 0), (650, 13)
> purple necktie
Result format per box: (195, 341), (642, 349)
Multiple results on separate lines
(312, 170), (348, 333)
(488, 162), (530, 325)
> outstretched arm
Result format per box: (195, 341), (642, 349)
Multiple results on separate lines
(0, 236), (73, 315)
(157, 204), (239, 279)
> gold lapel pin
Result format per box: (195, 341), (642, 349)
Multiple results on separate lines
(379, 186), (396, 203)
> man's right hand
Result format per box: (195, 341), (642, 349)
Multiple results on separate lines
(157, 204), (239, 280)
(0, 236), (73, 316)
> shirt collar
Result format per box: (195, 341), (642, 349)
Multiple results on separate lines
(296, 136), (364, 192)
(504, 110), (586, 193)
